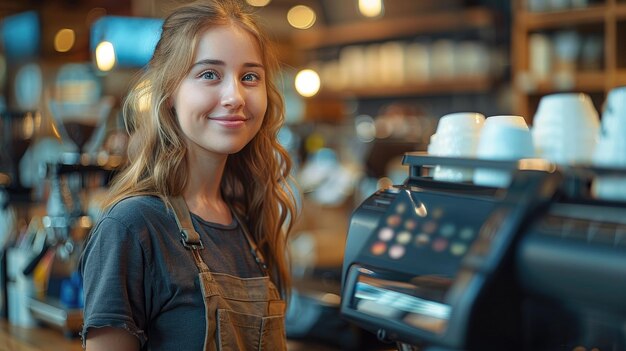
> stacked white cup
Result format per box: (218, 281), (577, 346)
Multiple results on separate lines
(428, 112), (485, 182)
(532, 93), (600, 165)
(473, 115), (535, 187)
(592, 86), (626, 201)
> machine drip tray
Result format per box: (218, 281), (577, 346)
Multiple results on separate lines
(28, 296), (82, 337)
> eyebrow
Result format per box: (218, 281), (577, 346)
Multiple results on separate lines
(192, 59), (264, 69)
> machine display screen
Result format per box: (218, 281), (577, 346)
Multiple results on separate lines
(351, 270), (452, 334)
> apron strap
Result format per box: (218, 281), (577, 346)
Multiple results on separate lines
(170, 195), (269, 276)
(169, 196), (210, 273)
(230, 209), (269, 274)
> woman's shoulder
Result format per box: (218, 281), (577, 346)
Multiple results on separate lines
(102, 195), (171, 226)
(108, 194), (165, 211)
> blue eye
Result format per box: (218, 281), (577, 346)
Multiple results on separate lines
(200, 71), (218, 80)
(242, 73), (260, 82)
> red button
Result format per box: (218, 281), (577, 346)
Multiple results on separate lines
(432, 238), (448, 252)
(371, 241), (387, 256)
(387, 215), (401, 227)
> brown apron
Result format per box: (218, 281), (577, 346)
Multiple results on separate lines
(169, 196), (287, 351)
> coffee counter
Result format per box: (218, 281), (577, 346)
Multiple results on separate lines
(0, 319), (349, 351)
(0, 319), (82, 351)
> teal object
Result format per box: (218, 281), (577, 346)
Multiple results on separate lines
(90, 16), (163, 68)
(1, 11), (40, 61)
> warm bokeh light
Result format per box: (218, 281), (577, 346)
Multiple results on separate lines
(287, 5), (316, 30)
(95, 41), (116, 71)
(295, 69), (321, 97)
(0, 173), (9, 185)
(22, 112), (35, 139)
(54, 28), (75, 52)
(358, 0), (384, 18)
(79, 215), (93, 228)
(246, 0), (271, 6)
(304, 133), (325, 154)
(355, 115), (376, 142)
(377, 176), (393, 190)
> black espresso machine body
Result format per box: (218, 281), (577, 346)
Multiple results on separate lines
(516, 173), (626, 350)
(341, 154), (563, 350)
(342, 154), (626, 350)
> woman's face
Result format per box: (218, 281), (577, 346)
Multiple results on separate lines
(172, 24), (267, 158)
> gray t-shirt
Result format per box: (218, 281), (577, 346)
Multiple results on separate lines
(79, 195), (263, 350)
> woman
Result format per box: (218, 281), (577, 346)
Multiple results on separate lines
(79, 0), (297, 350)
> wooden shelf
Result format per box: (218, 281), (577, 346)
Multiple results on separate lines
(526, 71), (607, 94)
(617, 3), (626, 19)
(317, 76), (495, 99)
(512, 0), (626, 118)
(616, 69), (626, 86)
(292, 7), (496, 50)
(520, 4), (607, 30)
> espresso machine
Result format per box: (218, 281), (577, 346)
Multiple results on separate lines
(0, 98), (121, 335)
(22, 160), (120, 337)
(341, 153), (626, 350)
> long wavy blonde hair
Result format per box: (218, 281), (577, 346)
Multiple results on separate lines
(104, 0), (297, 295)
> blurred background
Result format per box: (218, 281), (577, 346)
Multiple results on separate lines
(0, 0), (625, 350)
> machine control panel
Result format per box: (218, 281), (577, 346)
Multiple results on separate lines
(360, 188), (497, 278)
(341, 186), (502, 346)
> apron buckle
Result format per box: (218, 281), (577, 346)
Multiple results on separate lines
(180, 237), (204, 250)
(180, 229), (204, 250)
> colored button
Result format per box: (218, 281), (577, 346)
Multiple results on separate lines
(389, 245), (406, 259)
(395, 203), (406, 214)
(432, 238), (448, 252)
(387, 215), (401, 227)
(422, 221), (438, 234)
(415, 234), (430, 247)
(440, 223), (456, 238)
(378, 227), (394, 241)
(432, 207), (444, 219)
(404, 219), (417, 231)
(450, 242), (467, 256)
(459, 227), (475, 240)
(396, 231), (412, 245)
(371, 242), (387, 256)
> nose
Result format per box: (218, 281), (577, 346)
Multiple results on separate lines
(221, 77), (244, 110)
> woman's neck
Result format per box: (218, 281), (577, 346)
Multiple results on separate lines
(183, 147), (232, 225)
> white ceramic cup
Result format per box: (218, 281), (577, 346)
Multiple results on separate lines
(601, 86), (626, 136)
(606, 86), (626, 113)
(553, 30), (581, 64)
(483, 115), (528, 129)
(592, 119), (626, 201)
(532, 93), (599, 164)
(431, 112), (485, 182)
(474, 117), (535, 187)
(529, 33), (553, 80)
(435, 112), (485, 135)
(533, 93), (599, 130)
(592, 178), (626, 202)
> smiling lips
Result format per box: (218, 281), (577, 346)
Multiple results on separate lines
(208, 115), (247, 128)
